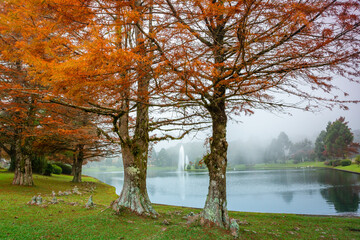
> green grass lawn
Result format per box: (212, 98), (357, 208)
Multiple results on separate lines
(1, 171), (359, 239)
(334, 164), (360, 173)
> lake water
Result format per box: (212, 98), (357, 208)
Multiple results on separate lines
(85, 168), (360, 216)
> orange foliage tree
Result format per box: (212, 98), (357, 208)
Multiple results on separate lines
(35, 107), (117, 183)
(0, 61), (75, 185)
(0, 2), (113, 185)
(0, 0), (196, 214)
(0, 19), (52, 185)
(0, 58), (108, 185)
(142, 0), (360, 227)
(3, 0), (360, 229)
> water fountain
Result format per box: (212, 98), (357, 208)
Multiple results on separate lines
(178, 145), (191, 171)
(178, 145), (185, 171)
(177, 145), (188, 200)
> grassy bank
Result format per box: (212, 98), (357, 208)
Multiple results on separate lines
(1, 171), (359, 239)
(333, 164), (360, 174)
(231, 161), (360, 174)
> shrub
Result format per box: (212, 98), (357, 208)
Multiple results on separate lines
(355, 155), (360, 166)
(44, 163), (53, 176)
(340, 159), (352, 166)
(331, 159), (342, 167)
(324, 160), (331, 166)
(52, 164), (62, 174)
(54, 162), (72, 175)
(31, 155), (47, 174)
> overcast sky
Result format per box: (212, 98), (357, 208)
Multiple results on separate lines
(226, 102), (360, 143)
(154, 79), (360, 151)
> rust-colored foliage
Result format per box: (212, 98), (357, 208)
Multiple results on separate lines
(151, 0), (360, 228)
(1, 0), (360, 226)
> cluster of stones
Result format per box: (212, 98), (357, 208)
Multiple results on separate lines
(56, 186), (82, 196)
(83, 182), (97, 193)
(27, 186), (96, 209)
(28, 194), (43, 205)
(50, 191), (58, 204)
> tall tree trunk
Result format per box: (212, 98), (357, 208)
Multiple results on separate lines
(112, 141), (156, 216)
(72, 144), (84, 183)
(111, 44), (156, 216)
(201, 101), (229, 228)
(12, 142), (33, 186)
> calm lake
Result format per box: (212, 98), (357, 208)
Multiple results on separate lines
(85, 168), (360, 216)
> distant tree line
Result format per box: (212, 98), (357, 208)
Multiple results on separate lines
(150, 117), (359, 167)
(264, 117), (359, 163)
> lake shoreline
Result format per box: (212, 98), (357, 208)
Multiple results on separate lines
(1, 171), (360, 239)
(152, 202), (360, 219)
(229, 161), (360, 174)
(86, 166), (360, 216)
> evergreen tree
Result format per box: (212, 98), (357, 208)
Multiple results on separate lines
(323, 117), (359, 159)
(314, 131), (327, 161)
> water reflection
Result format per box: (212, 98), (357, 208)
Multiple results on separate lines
(177, 171), (188, 200)
(281, 191), (294, 204)
(84, 168), (360, 215)
(318, 169), (360, 212)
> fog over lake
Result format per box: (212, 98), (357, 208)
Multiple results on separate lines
(154, 80), (360, 151)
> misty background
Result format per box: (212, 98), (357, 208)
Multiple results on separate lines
(147, 84), (360, 167)
(86, 80), (360, 169)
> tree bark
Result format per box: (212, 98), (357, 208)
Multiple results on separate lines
(12, 142), (33, 186)
(201, 101), (230, 228)
(111, 142), (156, 216)
(72, 144), (84, 183)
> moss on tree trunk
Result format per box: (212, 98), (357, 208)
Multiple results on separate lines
(201, 100), (229, 228)
(111, 143), (157, 216)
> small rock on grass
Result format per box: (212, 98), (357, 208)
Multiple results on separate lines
(36, 195), (42, 205)
(230, 219), (240, 238)
(50, 196), (58, 204)
(186, 214), (200, 225)
(72, 186), (81, 195)
(85, 195), (94, 209)
(28, 196), (37, 205)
